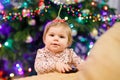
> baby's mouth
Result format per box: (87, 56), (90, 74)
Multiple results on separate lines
(52, 43), (59, 46)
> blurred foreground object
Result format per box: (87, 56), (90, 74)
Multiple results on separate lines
(79, 22), (120, 80)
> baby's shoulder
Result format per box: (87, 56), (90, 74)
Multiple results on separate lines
(66, 48), (74, 53)
(37, 48), (46, 54)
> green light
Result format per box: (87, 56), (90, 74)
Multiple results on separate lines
(69, 24), (74, 28)
(22, 2), (28, 8)
(4, 39), (13, 48)
(4, 42), (9, 46)
(77, 17), (83, 23)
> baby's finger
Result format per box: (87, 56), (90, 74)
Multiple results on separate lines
(64, 65), (72, 72)
(61, 67), (65, 73)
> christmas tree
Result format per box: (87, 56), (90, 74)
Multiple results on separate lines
(0, 0), (119, 79)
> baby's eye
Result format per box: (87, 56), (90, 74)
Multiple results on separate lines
(49, 34), (54, 37)
(59, 36), (65, 38)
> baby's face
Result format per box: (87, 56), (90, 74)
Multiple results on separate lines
(44, 26), (69, 53)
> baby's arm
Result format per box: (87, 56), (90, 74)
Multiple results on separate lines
(34, 49), (55, 74)
(70, 49), (82, 70)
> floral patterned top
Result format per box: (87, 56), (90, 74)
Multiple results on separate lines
(34, 48), (81, 74)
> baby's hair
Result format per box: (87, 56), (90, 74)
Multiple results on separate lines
(43, 20), (73, 46)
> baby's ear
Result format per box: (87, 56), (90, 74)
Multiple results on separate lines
(67, 43), (71, 47)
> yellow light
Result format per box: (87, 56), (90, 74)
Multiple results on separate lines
(89, 16), (92, 19)
(93, 20), (95, 22)
(10, 73), (14, 77)
(64, 16), (68, 20)
(97, 14), (100, 17)
(9, 13), (12, 16)
(91, 1), (96, 6)
(98, 18), (101, 21)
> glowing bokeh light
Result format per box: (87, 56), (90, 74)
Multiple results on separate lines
(9, 73), (14, 77)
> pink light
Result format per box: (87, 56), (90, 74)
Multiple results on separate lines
(28, 68), (32, 72)
(15, 63), (24, 75)
(0, 43), (2, 48)
(0, 3), (4, 10)
(18, 71), (24, 75)
(0, 25), (2, 29)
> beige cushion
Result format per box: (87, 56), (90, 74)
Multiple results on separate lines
(14, 72), (80, 80)
(78, 22), (120, 80)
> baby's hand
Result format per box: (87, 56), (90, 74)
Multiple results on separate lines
(65, 67), (78, 73)
(55, 62), (72, 73)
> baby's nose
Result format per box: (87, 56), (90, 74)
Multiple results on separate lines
(53, 36), (59, 41)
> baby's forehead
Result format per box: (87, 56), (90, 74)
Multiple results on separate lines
(48, 27), (68, 34)
(47, 24), (71, 34)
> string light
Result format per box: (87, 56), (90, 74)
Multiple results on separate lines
(0, 43), (2, 48)
(91, 1), (96, 6)
(89, 42), (94, 48)
(0, 25), (2, 29)
(15, 63), (24, 75)
(28, 68), (32, 72)
(103, 5), (108, 10)
(9, 73), (14, 78)
(0, 1), (119, 23)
